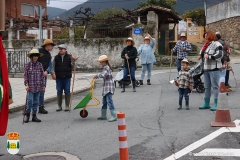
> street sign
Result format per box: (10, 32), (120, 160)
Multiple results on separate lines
(133, 28), (142, 34)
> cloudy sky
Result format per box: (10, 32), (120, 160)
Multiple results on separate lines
(48, 0), (87, 10)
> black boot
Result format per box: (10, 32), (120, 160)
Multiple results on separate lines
(132, 80), (136, 92)
(24, 113), (30, 123)
(121, 81), (125, 93)
(38, 106), (48, 114)
(147, 79), (151, 85)
(178, 101), (182, 110)
(56, 94), (62, 112)
(32, 114), (41, 122)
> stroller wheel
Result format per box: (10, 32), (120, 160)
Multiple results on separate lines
(136, 80), (140, 87)
(80, 109), (88, 118)
(196, 84), (205, 93)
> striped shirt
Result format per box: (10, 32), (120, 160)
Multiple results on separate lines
(177, 69), (193, 89)
(173, 41), (192, 59)
(96, 65), (115, 96)
(24, 61), (46, 93)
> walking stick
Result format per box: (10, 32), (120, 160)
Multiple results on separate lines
(168, 50), (173, 83)
(69, 56), (80, 112)
(22, 92), (28, 124)
(231, 69), (238, 88)
(126, 59), (133, 89)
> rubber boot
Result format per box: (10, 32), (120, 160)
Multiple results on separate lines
(199, 98), (211, 109)
(97, 109), (107, 120)
(38, 106), (48, 114)
(121, 81), (125, 93)
(210, 98), (218, 111)
(64, 94), (71, 111)
(32, 114), (41, 122)
(178, 101), (182, 110)
(139, 80), (143, 85)
(186, 100), (189, 110)
(24, 113), (30, 123)
(109, 109), (117, 122)
(147, 79), (151, 85)
(132, 81), (136, 92)
(56, 94), (62, 112)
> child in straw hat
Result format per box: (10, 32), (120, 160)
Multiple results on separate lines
(174, 58), (193, 110)
(94, 55), (117, 122)
(24, 49), (46, 123)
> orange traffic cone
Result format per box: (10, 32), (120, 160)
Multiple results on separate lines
(211, 82), (236, 127)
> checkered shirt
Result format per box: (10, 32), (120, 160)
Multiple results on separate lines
(24, 61), (46, 93)
(177, 69), (193, 89)
(173, 41), (192, 59)
(96, 65), (115, 96)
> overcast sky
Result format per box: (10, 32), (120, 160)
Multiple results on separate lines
(48, 0), (87, 10)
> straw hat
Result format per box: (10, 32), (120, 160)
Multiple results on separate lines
(181, 58), (189, 64)
(97, 55), (111, 62)
(180, 32), (187, 37)
(143, 36), (151, 41)
(41, 39), (56, 47)
(27, 49), (43, 58)
(124, 37), (135, 45)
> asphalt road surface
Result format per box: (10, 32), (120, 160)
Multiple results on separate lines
(0, 65), (240, 160)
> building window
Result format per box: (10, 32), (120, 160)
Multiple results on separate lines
(21, 4), (35, 17)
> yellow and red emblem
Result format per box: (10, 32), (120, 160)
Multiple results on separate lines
(7, 132), (20, 155)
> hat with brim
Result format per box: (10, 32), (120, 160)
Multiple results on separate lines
(180, 33), (187, 37)
(124, 37), (135, 46)
(143, 36), (151, 41)
(27, 49), (43, 58)
(41, 39), (56, 47)
(58, 44), (67, 50)
(181, 58), (189, 64)
(97, 55), (111, 62)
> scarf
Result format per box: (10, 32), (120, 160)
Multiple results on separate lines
(201, 42), (211, 58)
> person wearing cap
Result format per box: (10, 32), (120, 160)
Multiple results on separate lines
(121, 37), (138, 92)
(215, 32), (232, 92)
(198, 31), (223, 111)
(137, 33), (156, 85)
(37, 39), (55, 114)
(51, 44), (76, 112)
(24, 49), (46, 123)
(94, 55), (116, 122)
(174, 58), (193, 110)
(171, 32), (192, 72)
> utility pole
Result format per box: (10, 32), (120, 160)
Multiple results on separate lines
(0, 0), (5, 32)
(35, 5), (45, 46)
(204, 0), (207, 33)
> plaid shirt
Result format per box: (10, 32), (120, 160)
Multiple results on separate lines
(177, 69), (193, 89)
(96, 65), (115, 96)
(24, 61), (46, 93)
(173, 41), (192, 59)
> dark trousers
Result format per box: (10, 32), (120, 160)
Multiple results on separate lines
(177, 59), (183, 72)
(225, 70), (230, 86)
(56, 78), (71, 94)
(123, 66), (136, 81)
(179, 88), (189, 101)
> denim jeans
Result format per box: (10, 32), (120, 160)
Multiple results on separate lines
(26, 92), (40, 114)
(177, 59), (183, 72)
(56, 78), (71, 94)
(39, 77), (47, 107)
(102, 93), (115, 110)
(219, 69), (226, 83)
(123, 66), (136, 81)
(141, 63), (153, 80)
(225, 70), (230, 86)
(204, 70), (220, 99)
(179, 88), (189, 101)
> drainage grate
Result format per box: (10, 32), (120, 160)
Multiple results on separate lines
(23, 155), (66, 160)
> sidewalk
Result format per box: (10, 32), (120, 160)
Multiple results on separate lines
(9, 75), (92, 112)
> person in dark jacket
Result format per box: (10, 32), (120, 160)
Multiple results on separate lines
(121, 37), (138, 92)
(51, 44), (76, 111)
(37, 39), (55, 114)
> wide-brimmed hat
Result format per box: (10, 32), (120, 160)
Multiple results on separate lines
(180, 32), (187, 37)
(97, 55), (111, 62)
(181, 58), (189, 64)
(58, 44), (67, 50)
(27, 49), (43, 58)
(124, 37), (135, 45)
(41, 39), (56, 47)
(143, 36), (151, 41)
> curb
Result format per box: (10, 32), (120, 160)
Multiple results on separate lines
(9, 87), (90, 113)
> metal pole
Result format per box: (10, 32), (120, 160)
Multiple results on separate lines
(0, 0), (5, 31)
(204, 0), (207, 33)
(35, 6), (45, 46)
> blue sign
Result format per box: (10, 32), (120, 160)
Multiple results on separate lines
(133, 28), (142, 34)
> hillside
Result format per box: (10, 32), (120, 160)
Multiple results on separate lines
(50, 0), (226, 20)
(47, 7), (67, 19)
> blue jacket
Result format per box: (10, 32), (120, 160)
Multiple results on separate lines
(137, 38), (156, 65)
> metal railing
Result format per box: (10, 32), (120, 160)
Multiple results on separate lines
(5, 48), (32, 73)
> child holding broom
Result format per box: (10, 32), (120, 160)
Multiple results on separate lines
(94, 55), (117, 122)
(174, 58), (193, 110)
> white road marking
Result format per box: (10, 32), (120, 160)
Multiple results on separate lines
(164, 120), (240, 160)
(194, 149), (240, 157)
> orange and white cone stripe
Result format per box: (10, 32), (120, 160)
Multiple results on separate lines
(117, 112), (129, 160)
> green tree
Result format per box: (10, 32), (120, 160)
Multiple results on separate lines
(138, 0), (177, 12)
(182, 8), (205, 26)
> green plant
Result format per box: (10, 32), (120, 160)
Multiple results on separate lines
(182, 8), (205, 26)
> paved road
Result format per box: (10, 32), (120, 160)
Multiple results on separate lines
(0, 64), (240, 160)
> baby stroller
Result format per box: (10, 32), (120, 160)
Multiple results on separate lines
(188, 62), (205, 93)
(114, 66), (140, 88)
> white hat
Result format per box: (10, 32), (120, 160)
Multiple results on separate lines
(181, 58), (189, 64)
(58, 44), (67, 50)
(124, 37), (135, 45)
(180, 32), (187, 37)
(97, 55), (111, 62)
(143, 36), (151, 41)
